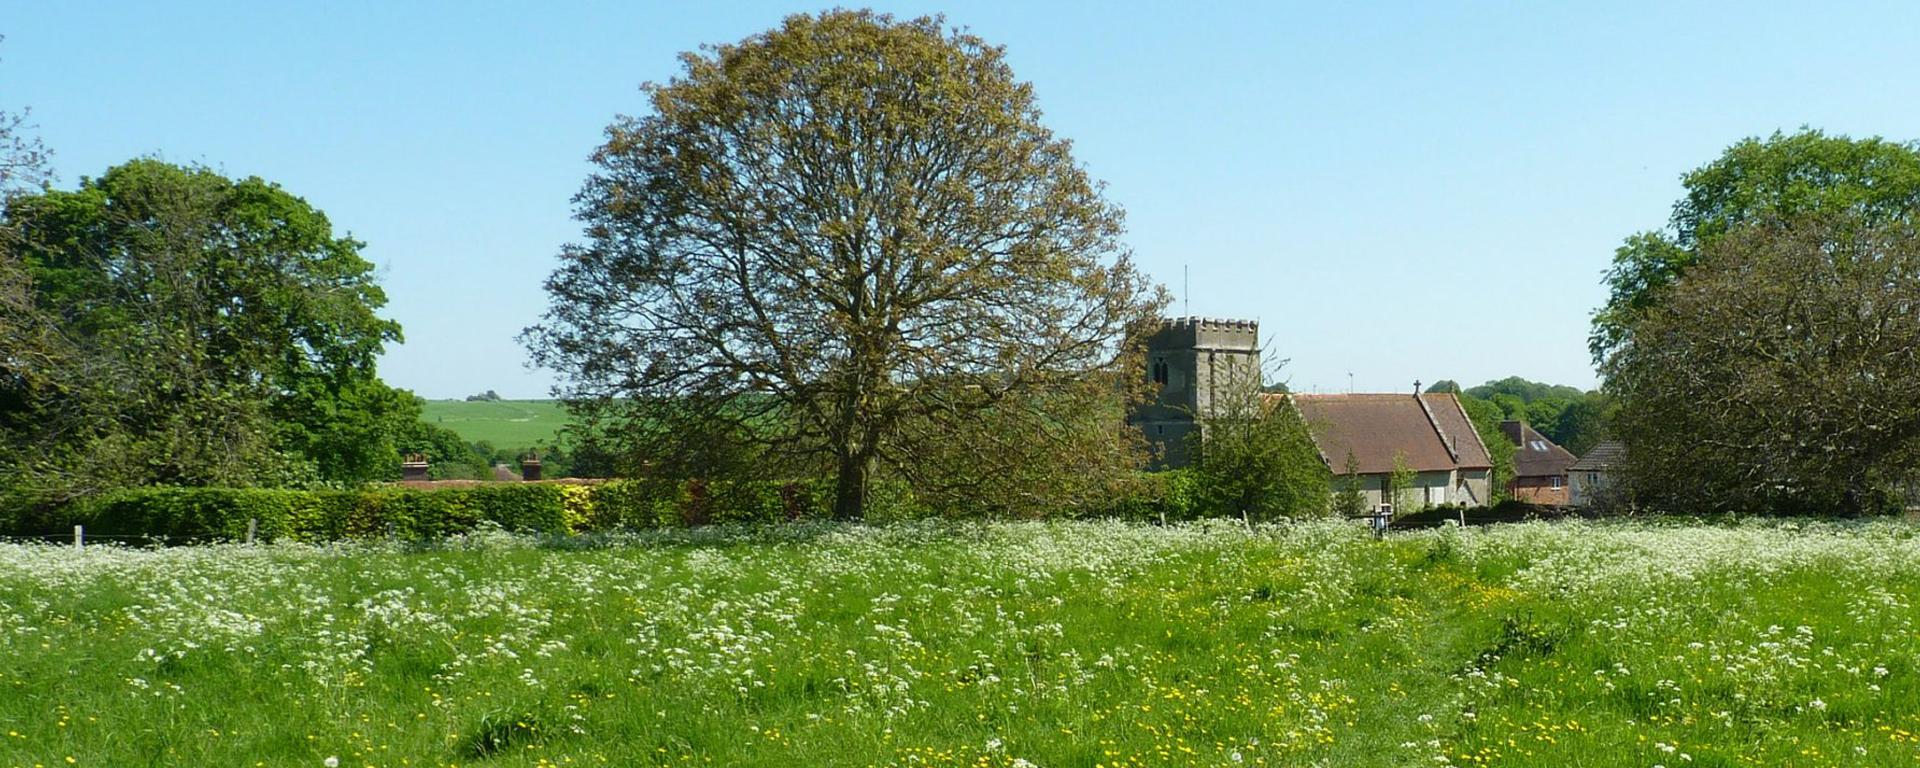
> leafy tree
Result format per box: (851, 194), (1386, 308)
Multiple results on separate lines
(1451, 375), (1608, 457)
(0, 91), (58, 425)
(526, 11), (1164, 519)
(1388, 452), (1419, 513)
(1593, 129), (1920, 362)
(1550, 397), (1611, 456)
(1424, 380), (1462, 394)
(897, 384), (1148, 518)
(1331, 452), (1368, 518)
(1464, 376), (1585, 404)
(1489, 393), (1527, 422)
(1189, 368), (1329, 521)
(2, 160), (409, 501)
(1605, 216), (1920, 515)
(1524, 398), (1568, 434)
(1457, 395), (1515, 504)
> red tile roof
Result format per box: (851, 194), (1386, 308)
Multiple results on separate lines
(1285, 393), (1493, 475)
(1500, 420), (1578, 478)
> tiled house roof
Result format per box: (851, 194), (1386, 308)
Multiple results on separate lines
(1569, 440), (1626, 471)
(1500, 420), (1578, 478)
(1285, 393), (1494, 475)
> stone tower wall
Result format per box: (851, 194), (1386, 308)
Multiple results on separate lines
(1134, 317), (1261, 468)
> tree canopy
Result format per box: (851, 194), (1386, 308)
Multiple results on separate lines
(1592, 129), (1920, 362)
(2, 159), (418, 503)
(1605, 216), (1920, 515)
(1434, 376), (1610, 458)
(1189, 367), (1329, 521)
(526, 11), (1164, 519)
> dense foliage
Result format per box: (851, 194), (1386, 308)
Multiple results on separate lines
(1432, 377), (1611, 458)
(1188, 377), (1331, 521)
(525, 11), (1164, 519)
(1592, 130), (1920, 515)
(1456, 395), (1517, 502)
(1606, 218), (1920, 515)
(1592, 129), (1920, 362)
(0, 160), (427, 506)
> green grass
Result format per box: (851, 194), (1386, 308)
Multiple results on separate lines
(420, 399), (568, 449)
(3, 519), (1920, 766)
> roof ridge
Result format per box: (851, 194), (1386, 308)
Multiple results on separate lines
(1413, 392), (1460, 464)
(1442, 394), (1494, 466)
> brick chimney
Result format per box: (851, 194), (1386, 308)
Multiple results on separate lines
(520, 454), (543, 482)
(400, 453), (430, 482)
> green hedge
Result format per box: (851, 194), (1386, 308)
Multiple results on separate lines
(16, 471), (1235, 543)
(31, 477), (932, 542)
(1078, 469), (1200, 522)
(65, 484), (580, 542)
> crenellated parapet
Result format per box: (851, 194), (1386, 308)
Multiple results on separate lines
(1146, 316), (1259, 352)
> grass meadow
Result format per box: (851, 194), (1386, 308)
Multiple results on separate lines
(3, 519), (1919, 767)
(419, 400), (569, 449)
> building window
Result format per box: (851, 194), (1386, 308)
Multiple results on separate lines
(1550, 476), (1563, 490)
(1151, 358), (1169, 386)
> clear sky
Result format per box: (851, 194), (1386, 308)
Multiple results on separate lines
(6, 2), (1918, 398)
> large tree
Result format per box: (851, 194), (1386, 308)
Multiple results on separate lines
(3, 160), (411, 500)
(1190, 370), (1330, 522)
(1592, 129), (1920, 362)
(1456, 395), (1516, 504)
(0, 78), (55, 402)
(527, 11), (1164, 519)
(1605, 217), (1920, 515)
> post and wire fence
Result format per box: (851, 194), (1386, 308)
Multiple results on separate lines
(3, 519), (266, 550)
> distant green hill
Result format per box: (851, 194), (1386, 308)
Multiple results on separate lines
(420, 399), (569, 449)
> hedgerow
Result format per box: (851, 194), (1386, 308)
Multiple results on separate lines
(4, 468), (1322, 542)
(12, 478), (935, 542)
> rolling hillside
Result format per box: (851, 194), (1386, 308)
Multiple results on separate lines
(420, 399), (569, 448)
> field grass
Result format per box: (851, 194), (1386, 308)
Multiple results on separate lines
(419, 399), (568, 449)
(4, 519), (1920, 766)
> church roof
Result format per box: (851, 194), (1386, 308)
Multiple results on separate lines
(1285, 393), (1494, 475)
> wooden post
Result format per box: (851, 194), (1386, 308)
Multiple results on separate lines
(246, 518), (258, 546)
(73, 525), (83, 552)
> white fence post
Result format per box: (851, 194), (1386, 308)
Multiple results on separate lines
(73, 524), (83, 552)
(246, 517), (258, 546)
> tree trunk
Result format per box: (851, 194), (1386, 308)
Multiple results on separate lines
(832, 450), (871, 521)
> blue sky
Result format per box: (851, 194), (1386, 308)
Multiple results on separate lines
(6, 2), (1918, 398)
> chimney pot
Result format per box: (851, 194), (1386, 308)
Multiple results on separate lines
(400, 453), (430, 482)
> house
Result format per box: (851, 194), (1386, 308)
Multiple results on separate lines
(1291, 390), (1495, 510)
(1501, 420), (1577, 506)
(1568, 440), (1626, 508)
(1130, 317), (1261, 468)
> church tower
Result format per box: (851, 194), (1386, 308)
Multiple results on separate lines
(1132, 317), (1261, 468)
